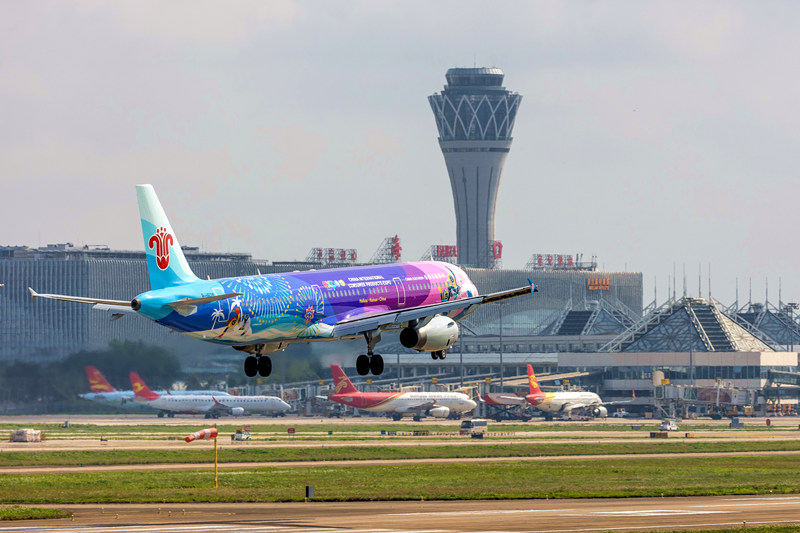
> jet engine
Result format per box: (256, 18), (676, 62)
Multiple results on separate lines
(427, 406), (450, 418)
(399, 316), (459, 352)
(229, 407), (245, 416)
(591, 406), (608, 418)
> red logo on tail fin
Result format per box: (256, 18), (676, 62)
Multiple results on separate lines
(148, 227), (173, 270)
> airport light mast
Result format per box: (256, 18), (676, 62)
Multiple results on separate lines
(429, 68), (522, 269)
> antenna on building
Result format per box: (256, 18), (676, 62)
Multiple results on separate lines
(708, 263), (711, 301)
(673, 263), (677, 301)
(682, 263), (686, 298)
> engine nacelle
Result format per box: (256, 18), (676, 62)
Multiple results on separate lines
(229, 407), (245, 416)
(591, 406), (608, 418)
(400, 316), (459, 352)
(428, 406), (450, 418)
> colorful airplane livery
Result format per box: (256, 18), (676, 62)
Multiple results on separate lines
(79, 365), (231, 409)
(327, 364), (476, 421)
(129, 372), (290, 418)
(31, 185), (536, 378)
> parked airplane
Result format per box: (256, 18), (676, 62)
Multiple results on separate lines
(129, 372), (290, 418)
(326, 364), (476, 421)
(30, 185), (536, 378)
(79, 365), (231, 408)
(524, 365), (632, 420)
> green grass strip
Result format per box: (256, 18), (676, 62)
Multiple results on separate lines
(0, 505), (71, 520)
(1, 455), (799, 503)
(3, 440), (800, 467)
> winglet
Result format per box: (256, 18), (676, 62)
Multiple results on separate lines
(28, 287), (38, 301)
(527, 279), (538, 293)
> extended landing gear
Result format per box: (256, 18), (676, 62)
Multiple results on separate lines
(431, 350), (447, 360)
(356, 331), (384, 376)
(356, 353), (384, 376)
(244, 355), (272, 378)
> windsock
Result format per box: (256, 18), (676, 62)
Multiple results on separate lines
(185, 428), (218, 442)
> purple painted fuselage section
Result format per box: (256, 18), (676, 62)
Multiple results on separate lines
(154, 261), (478, 346)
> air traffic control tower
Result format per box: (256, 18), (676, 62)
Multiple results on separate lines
(429, 68), (521, 268)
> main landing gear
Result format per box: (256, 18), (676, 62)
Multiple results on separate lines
(431, 350), (447, 360)
(356, 331), (384, 376)
(244, 354), (272, 378)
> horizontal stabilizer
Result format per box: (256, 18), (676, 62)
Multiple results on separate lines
(29, 288), (132, 308)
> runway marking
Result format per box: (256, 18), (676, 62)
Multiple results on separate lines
(585, 509), (727, 517)
(387, 509), (571, 517)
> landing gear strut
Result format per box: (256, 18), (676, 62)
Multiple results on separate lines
(244, 354), (272, 378)
(356, 332), (384, 376)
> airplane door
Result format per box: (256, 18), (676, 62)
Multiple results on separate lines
(393, 278), (406, 307)
(311, 285), (324, 314)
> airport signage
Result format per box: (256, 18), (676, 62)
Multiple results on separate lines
(587, 277), (611, 291)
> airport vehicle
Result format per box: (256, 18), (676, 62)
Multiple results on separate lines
(611, 409), (629, 418)
(326, 364), (476, 421)
(525, 365), (632, 420)
(659, 418), (679, 431)
(30, 185), (536, 378)
(130, 372), (290, 418)
(459, 418), (488, 437)
(79, 365), (230, 408)
(231, 428), (251, 441)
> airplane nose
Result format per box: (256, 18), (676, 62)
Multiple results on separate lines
(466, 399), (477, 410)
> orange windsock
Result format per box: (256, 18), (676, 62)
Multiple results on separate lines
(185, 428), (218, 443)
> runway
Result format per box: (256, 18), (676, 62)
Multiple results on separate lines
(5, 495), (800, 532)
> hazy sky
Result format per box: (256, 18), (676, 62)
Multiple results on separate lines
(2, 1), (799, 306)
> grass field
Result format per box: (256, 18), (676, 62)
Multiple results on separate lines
(0, 506), (70, 520)
(1, 454), (799, 503)
(2, 440), (800, 467)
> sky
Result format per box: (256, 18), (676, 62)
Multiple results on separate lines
(2, 1), (800, 308)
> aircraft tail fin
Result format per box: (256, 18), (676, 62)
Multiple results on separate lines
(84, 366), (116, 393)
(330, 365), (358, 395)
(129, 371), (161, 400)
(135, 184), (198, 290)
(527, 364), (543, 396)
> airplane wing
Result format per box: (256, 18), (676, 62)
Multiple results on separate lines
(560, 402), (592, 412)
(394, 401), (435, 413)
(331, 281), (537, 339)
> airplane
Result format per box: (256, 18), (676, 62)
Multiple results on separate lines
(79, 365), (232, 408)
(326, 364), (477, 421)
(29, 184), (536, 378)
(129, 371), (290, 418)
(524, 364), (632, 420)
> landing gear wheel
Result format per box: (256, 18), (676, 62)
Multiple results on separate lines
(356, 354), (370, 376)
(439, 351), (446, 360)
(370, 354), (384, 375)
(392, 413), (403, 421)
(412, 415), (421, 422)
(244, 356), (258, 377)
(431, 352), (438, 360)
(257, 356), (272, 377)
(431, 350), (446, 360)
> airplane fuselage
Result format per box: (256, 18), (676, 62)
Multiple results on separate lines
(329, 391), (477, 414)
(133, 261), (478, 347)
(528, 391), (603, 414)
(138, 394), (289, 415)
